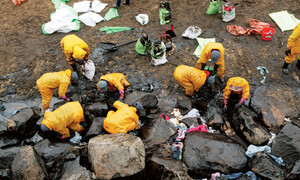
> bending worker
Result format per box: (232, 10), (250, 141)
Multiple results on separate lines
(40, 101), (85, 139)
(97, 73), (130, 100)
(195, 42), (225, 82)
(61, 34), (90, 72)
(223, 77), (250, 110)
(282, 23), (300, 74)
(104, 101), (143, 134)
(36, 69), (78, 112)
(174, 65), (215, 97)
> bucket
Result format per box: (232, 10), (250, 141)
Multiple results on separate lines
(262, 25), (275, 41)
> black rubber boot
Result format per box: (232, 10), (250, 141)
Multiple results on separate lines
(282, 61), (289, 74)
(297, 59), (300, 68)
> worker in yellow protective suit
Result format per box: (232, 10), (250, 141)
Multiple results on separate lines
(104, 101), (143, 134)
(174, 65), (215, 97)
(283, 23), (300, 74)
(97, 73), (130, 100)
(61, 34), (90, 72)
(40, 101), (85, 139)
(195, 42), (225, 82)
(36, 69), (78, 112)
(223, 77), (250, 110)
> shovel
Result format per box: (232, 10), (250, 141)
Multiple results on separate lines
(99, 40), (137, 52)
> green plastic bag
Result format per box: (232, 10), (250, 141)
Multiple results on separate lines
(206, 0), (221, 15)
(150, 42), (166, 59)
(135, 36), (151, 55)
(159, 2), (172, 25)
(99, 26), (132, 34)
(104, 8), (119, 21)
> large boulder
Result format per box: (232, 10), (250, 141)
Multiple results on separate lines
(83, 117), (106, 142)
(146, 156), (192, 180)
(144, 138), (173, 159)
(271, 123), (300, 166)
(249, 152), (285, 180)
(230, 105), (271, 145)
(175, 99), (192, 115)
(0, 135), (19, 149)
(0, 115), (7, 134)
(288, 160), (300, 180)
(88, 133), (145, 179)
(0, 146), (20, 169)
(251, 85), (288, 132)
(86, 102), (108, 117)
(183, 132), (247, 177)
(34, 139), (78, 180)
(12, 146), (48, 180)
(139, 115), (176, 142)
(124, 92), (158, 115)
(60, 157), (92, 180)
(9, 108), (41, 138)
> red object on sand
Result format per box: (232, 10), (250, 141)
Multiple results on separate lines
(261, 25), (275, 41)
(12, 0), (27, 6)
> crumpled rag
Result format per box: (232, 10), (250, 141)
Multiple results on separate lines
(227, 19), (270, 35)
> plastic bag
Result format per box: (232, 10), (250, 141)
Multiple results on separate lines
(79, 12), (104, 27)
(70, 132), (82, 144)
(206, 0), (221, 15)
(150, 42), (168, 66)
(104, 8), (119, 21)
(222, 2), (235, 22)
(159, 2), (172, 25)
(135, 14), (149, 25)
(81, 60), (95, 80)
(135, 36), (151, 55)
(182, 26), (202, 39)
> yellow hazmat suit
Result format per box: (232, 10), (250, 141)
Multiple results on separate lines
(174, 65), (207, 96)
(97, 73), (130, 91)
(285, 23), (300, 63)
(195, 42), (225, 79)
(61, 34), (90, 65)
(36, 69), (72, 112)
(41, 101), (85, 138)
(104, 101), (139, 134)
(223, 77), (250, 100)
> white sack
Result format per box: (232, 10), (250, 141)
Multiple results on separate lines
(73, 1), (91, 13)
(182, 26), (202, 39)
(92, 0), (108, 13)
(81, 60), (95, 80)
(135, 14), (149, 25)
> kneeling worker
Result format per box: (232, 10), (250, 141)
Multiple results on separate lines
(36, 69), (78, 112)
(195, 42), (225, 82)
(40, 101), (85, 139)
(174, 65), (215, 97)
(223, 77), (250, 110)
(61, 34), (90, 72)
(104, 101), (143, 134)
(97, 73), (130, 100)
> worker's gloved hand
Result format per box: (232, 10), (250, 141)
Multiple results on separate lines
(285, 47), (292, 56)
(223, 99), (228, 106)
(59, 135), (66, 139)
(119, 89), (125, 100)
(223, 105), (227, 112)
(61, 95), (70, 102)
(220, 78), (224, 83)
(239, 97), (246, 104)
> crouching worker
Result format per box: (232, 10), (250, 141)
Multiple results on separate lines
(223, 77), (250, 111)
(61, 34), (90, 72)
(40, 101), (85, 139)
(36, 69), (78, 112)
(195, 42), (225, 82)
(103, 101), (144, 134)
(97, 73), (130, 101)
(174, 65), (215, 97)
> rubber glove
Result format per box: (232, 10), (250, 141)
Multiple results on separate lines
(61, 95), (70, 102)
(60, 136), (66, 139)
(119, 89), (124, 100)
(239, 97), (246, 104)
